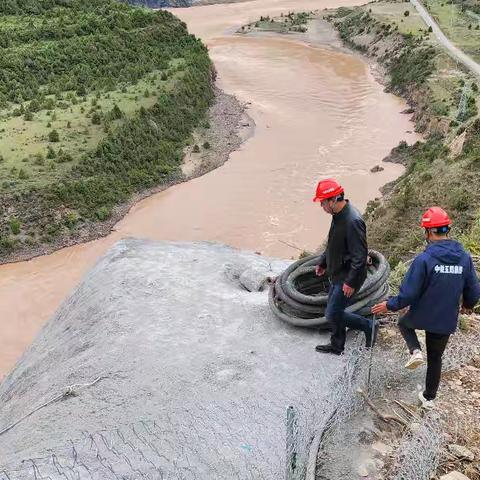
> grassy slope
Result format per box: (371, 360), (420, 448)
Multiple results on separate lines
(327, 2), (480, 266)
(0, 65), (183, 192)
(423, 0), (480, 63)
(0, 0), (213, 259)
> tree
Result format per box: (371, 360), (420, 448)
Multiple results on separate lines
(48, 129), (60, 142)
(46, 146), (56, 159)
(91, 112), (102, 125)
(111, 104), (123, 120)
(24, 111), (34, 121)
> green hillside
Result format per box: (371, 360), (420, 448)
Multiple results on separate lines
(327, 4), (480, 266)
(0, 0), (213, 260)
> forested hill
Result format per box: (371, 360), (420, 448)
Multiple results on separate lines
(0, 0), (213, 260)
(0, 0), (192, 13)
(124, 0), (191, 7)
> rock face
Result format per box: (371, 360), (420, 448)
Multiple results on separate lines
(0, 239), (344, 478)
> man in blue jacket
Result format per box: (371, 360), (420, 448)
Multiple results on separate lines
(372, 207), (480, 409)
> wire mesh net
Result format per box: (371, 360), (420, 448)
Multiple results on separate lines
(388, 413), (444, 480)
(1, 322), (476, 480)
(0, 361), (358, 480)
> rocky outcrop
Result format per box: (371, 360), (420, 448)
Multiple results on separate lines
(0, 239), (344, 478)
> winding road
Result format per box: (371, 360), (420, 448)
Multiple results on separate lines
(410, 0), (480, 78)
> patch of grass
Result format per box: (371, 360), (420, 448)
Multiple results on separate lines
(0, 63), (185, 194)
(423, 0), (480, 63)
(366, 2), (427, 36)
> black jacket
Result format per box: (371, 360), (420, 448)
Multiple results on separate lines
(318, 201), (368, 290)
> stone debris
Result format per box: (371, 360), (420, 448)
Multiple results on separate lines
(357, 458), (376, 477)
(239, 265), (273, 292)
(440, 471), (472, 480)
(372, 441), (393, 456)
(447, 444), (475, 461)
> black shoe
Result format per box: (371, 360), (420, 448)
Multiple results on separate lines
(365, 320), (379, 348)
(315, 344), (343, 355)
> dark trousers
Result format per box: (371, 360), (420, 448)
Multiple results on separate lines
(398, 324), (450, 401)
(326, 283), (372, 352)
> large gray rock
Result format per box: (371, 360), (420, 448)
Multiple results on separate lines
(440, 472), (472, 480)
(448, 444), (475, 461)
(0, 239), (344, 479)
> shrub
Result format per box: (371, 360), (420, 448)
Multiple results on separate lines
(48, 129), (60, 142)
(404, 10), (410, 16)
(91, 112), (102, 125)
(110, 104), (123, 120)
(34, 153), (45, 165)
(95, 206), (112, 221)
(448, 188), (469, 211)
(18, 168), (29, 179)
(64, 212), (79, 229)
(0, 236), (15, 252)
(24, 111), (33, 121)
(46, 146), (56, 159)
(202, 141), (211, 149)
(9, 218), (21, 235)
(192, 144), (200, 153)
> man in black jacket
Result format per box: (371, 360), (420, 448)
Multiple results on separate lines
(313, 178), (375, 354)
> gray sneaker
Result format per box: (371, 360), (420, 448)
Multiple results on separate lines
(405, 349), (424, 370)
(418, 391), (435, 410)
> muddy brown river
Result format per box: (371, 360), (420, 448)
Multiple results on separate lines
(0, 0), (419, 378)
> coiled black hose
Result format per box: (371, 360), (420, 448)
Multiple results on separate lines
(269, 250), (390, 328)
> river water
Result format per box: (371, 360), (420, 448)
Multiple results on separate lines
(0, 0), (418, 377)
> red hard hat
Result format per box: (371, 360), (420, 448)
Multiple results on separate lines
(421, 206), (451, 228)
(313, 178), (344, 202)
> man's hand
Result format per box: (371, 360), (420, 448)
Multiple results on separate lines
(461, 306), (473, 315)
(371, 301), (389, 315)
(315, 265), (326, 277)
(342, 283), (354, 298)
